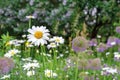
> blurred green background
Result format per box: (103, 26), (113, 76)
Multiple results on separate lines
(0, 0), (120, 41)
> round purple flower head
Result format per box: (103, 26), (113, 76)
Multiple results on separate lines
(89, 38), (97, 46)
(0, 57), (14, 74)
(116, 26), (120, 34)
(96, 43), (108, 52)
(72, 36), (89, 52)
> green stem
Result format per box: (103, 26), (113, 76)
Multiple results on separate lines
(29, 19), (31, 28)
(41, 45), (45, 69)
(75, 59), (78, 80)
(53, 48), (57, 69)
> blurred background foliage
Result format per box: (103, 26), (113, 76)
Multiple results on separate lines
(0, 0), (120, 42)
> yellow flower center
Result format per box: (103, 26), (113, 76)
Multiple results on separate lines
(25, 41), (30, 46)
(11, 51), (15, 55)
(55, 38), (60, 42)
(34, 31), (43, 39)
(46, 72), (51, 77)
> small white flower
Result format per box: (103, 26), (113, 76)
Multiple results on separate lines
(110, 42), (116, 46)
(107, 68), (117, 74)
(0, 74), (10, 79)
(27, 26), (50, 46)
(106, 52), (110, 56)
(59, 54), (64, 57)
(114, 54), (120, 59)
(4, 49), (20, 58)
(23, 62), (40, 70)
(49, 36), (64, 45)
(44, 69), (57, 78)
(114, 52), (119, 55)
(22, 35), (26, 38)
(27, 70), (35, 77)
(22, 57), (32, 62)
(7, 39), (25, 46)
(46, 54), (51, 57)
(97, 35), (101, 38)
(47, 42), (57, 49)
(102, 67), (118, 75)
(26, 15), (35, 19)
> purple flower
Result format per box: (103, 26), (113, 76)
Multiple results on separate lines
(116, 26), (120, 34)
(86, 50), (93, 55)
(116, 38), (120, 45)
(89, 38), (97, 46)
(84, 76), (95, 80)
(118, 47), (120, 52)
(106, 36), (117, 48)
(96, 43), (108, 52)
(72, 36), (89, 52)
(87, 58), (101, 70)
(0, 57), (14, 74)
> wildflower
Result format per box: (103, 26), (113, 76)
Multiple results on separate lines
(27, 26), (50, 46)
(4, 49), (20, 58)
(86, 50), (93, 55)
(106, 52), (110, 56)
(106, 36), (117, 47)
(25, 41), (33, 47)
(27, 70), (35, 77)
(22, 34), (26, 38)
(0, 57), (14, 74)
(22, 57), (32, 62)
(72, 36), (89, 52)
(116, 38), (120, 45)
(47, 42), (57, 49)
(96, 43), (107, 52)
(44, 69), (57, 78)
(116, 26), (120, 34)
(89, 38), (97, 46)
(0, 74), (10, 79)
(102, 67), (117, 75)
(87, 58), (101, 70)
(114, 52), (120, 61)
(49, 36), (64, 45)
(97, 35), (101, 38)
(23, 62), (40, 70)
(26, 15), (35, 19)
(5, 39), (25, 47)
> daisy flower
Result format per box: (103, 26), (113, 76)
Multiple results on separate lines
(4, 49), (20, 58)
(47, 42), (57, 49)
(27, 70), (35, 77)
(26, 15), (35, 19)
(0, 74), (10, 79)
(23, 62), (40, 70)
(49, 36), (64, 45)
(27, 26), (50, 46)
(44, 69), (57, 78)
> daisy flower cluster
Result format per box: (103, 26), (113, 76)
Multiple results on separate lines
(27, 25), (64, 49)
(22, 58), (40, 77)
